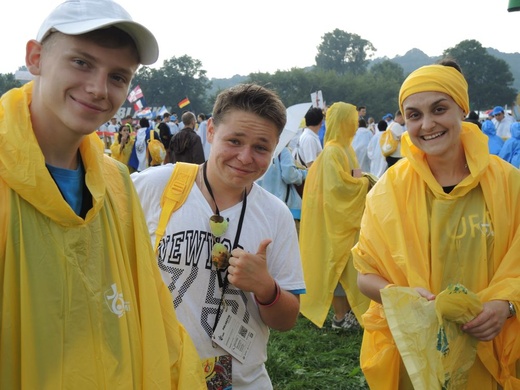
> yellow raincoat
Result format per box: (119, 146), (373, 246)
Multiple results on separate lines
(353, 123), (520, 389)
(110, 137), (135, 167)
(0, 83), (205, 389)
(299, 102), (370, 327)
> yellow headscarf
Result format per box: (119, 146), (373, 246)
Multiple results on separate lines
(398, 64), (469, 115)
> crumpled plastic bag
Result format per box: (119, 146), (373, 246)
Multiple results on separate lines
(381, 284), (483, 390)
(362, 172), (378, 192)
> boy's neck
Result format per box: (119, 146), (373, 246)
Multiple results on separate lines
(308, 124), (321, 134)
(198, 164), (249, 212)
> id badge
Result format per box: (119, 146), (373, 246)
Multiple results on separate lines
(212, 304), (256, 363)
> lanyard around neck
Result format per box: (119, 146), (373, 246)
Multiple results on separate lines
(203, 163), (249, 334)
(202, 162), (248, 252)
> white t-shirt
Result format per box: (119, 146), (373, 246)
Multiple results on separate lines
(367, 131), (388, 178)
(132, 164), (305, 390)
(493, 115), (515, 139)
(107, 124), (119, 133)
(352, 127), (373, 173)
(388, 122), (406, 158)
(197, 120), (211, 160)
(297, 128), (322, 166)
(167, 122), (180, 136)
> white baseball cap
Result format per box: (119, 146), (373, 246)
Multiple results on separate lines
(36, 0), (159, 65)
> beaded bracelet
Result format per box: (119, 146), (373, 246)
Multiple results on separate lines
(255, 281), (281, 307)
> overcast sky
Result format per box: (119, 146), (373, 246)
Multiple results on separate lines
(2, 0), (518, 79)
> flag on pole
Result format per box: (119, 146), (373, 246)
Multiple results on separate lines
(310, 91), (325, 109)
(134, 99), (144, 112)
(136, 107), (153, 118)
(127, 85), (144, 103)
(157, 105), (169, 116)
(178, 97), (190, 109)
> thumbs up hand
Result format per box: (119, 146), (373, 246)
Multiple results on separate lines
(228, 239), (274, 296)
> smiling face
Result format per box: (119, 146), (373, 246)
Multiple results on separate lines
(402, 91), (465, 157)
(27, 32), (139, 139)
(206, 109), (278, 193)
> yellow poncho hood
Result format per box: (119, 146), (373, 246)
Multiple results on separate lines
(299, 102), (370, 327)
(0, 83), (205, 389)
(353, 122), (520, 389)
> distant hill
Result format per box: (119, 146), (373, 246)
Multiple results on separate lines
(208, 74), (248, 97)
(487, 48), (520, 91)
(210, 48), (520, 93)
(370, 48), (441, 75)
(374, 48), (520, 92)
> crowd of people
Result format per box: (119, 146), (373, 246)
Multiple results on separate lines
(2, 0), (520, 388)
(99, 109), (212, 172)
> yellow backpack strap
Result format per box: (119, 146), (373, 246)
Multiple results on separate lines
(154, 162), (199, 252)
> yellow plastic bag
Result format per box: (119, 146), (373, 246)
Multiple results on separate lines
(147, 130), (166, 166)
(381, 284), (482, 390)
(362, 172), (378, 192)
(379, 128), (398, 157)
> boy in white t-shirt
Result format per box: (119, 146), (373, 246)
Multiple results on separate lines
(132, 84), (306, 390)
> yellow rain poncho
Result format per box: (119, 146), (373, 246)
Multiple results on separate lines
(353, 122), (520, 389)
(299, 102), (370, 327)
(0, 83), (205, 389)
(110, 131), (135, 168)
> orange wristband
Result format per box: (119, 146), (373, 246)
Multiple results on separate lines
(255, 281), (281, 307)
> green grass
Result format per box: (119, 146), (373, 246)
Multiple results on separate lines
(267, 313), (368, 390)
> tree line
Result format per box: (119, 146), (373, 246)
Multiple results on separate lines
(1, 29), (516, 121)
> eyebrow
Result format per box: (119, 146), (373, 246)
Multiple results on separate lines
(229, 131), (272, 144)
(405, 97), (449, 111)
(229, 131), (271, 144)
(69, 48), (135, 78)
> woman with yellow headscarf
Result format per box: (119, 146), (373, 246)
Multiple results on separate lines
(353, 60), (520, 389)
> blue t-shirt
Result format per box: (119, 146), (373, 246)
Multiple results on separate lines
(46, 159), (85, 216)
(318, 120), (326, 146)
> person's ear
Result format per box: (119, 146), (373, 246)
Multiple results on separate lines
(207, 118), (215, 145)
(25, 40), (43, 76)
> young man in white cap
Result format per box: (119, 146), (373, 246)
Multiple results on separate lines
(0, 0), (204, 388)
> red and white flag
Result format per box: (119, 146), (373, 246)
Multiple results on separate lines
(127, 85), (144, 103)
(310, 90), (325, 109)
(134, 99), (144, 112)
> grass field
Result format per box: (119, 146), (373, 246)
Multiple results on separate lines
(266, 313), (368, 390)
